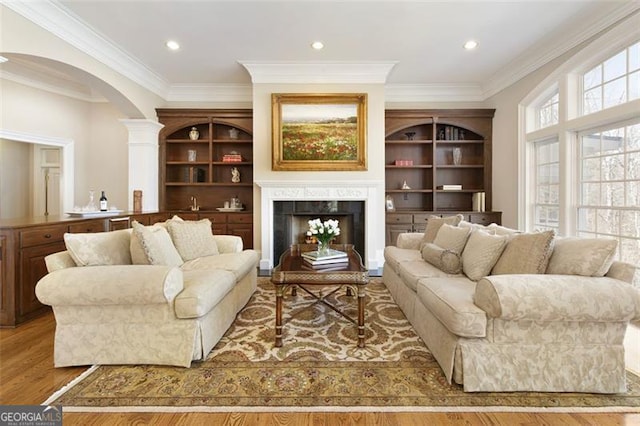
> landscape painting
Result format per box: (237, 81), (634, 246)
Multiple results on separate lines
(272, 93), (367, 171)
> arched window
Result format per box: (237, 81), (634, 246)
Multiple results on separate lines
(522, 19), (639, 271)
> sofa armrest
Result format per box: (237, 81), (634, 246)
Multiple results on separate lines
(212, 235), (243, 253)
(606, 261), (637, 285)
(45, 251), (77, 272)
(36, 265), (184, 306)
(474, 274), (639, 322)
(396, 232), (424, 250)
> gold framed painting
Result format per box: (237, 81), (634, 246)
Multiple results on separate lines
(272, 93), (367, 171)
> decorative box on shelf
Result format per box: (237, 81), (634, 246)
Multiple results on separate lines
(222, 153), (243, 162)
(394, 159), (414, 166)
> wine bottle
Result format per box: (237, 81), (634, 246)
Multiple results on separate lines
(99, 191), (108, 211)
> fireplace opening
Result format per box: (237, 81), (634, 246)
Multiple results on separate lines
(273, 201), (365, 264)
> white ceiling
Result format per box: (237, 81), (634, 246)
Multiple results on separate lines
(3, 1), (639, 101)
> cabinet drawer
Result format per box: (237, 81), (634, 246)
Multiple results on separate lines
(468, 212), (500, 226)
(108, 217), (130, 231)
(228, 213), (252, 224)
(20, 225), (67, 248)
(412, 214), (433, 225)
(386, 214), (413, 224)
(69, 220), (105, 234)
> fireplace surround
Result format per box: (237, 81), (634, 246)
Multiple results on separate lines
(256, 180), (384, 270)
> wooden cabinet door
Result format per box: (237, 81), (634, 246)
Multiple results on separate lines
(227, 223), (253, 249)
(19, 242), (65, 321)
(386, 224), (413, 247)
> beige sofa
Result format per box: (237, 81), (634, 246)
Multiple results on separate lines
(383, 217), (640, 393)
(36, 217), (259, 368)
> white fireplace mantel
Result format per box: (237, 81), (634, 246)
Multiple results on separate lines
(256, 180), (385, 270)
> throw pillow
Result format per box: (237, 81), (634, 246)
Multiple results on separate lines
(491, 230), (555, 275)
(421, 214), (464, 248)
(132, 221), (183, 266)
(545, 237), (618, 277)
(433, 223), (471, 254)
(421, 243), (462, 274)
(461, 230), (508, 281)
(167, 218), (219, 261)
(64, 229), (132, 267)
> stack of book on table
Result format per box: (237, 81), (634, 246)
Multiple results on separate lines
(301, 248), (349, 270)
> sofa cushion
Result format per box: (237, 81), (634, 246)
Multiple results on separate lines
(421, 243), (462, 274)
(420, 214), (464, 248)
(181, 250), (259, 280)
(174, 269), (236, 319)
(492, 230), (555, 275)
(461, 230), (508, 281)
(383, 246), (423, 274)
(167, 218), (219, 261)
(434, 223), (471, 254)
(132, 221), (183, 267)
(416, 277), (486, 338)
(397, 259), (461, 291)
(546, 237), (618, 277)
(64, 229), (132, 267)
(487, 223), (521, 236)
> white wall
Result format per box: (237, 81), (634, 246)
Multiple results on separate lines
(0, 138), (32, 218)
(0, 79), (129, 212)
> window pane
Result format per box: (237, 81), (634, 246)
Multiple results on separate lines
(582, 157), (600, 181)
(629, 42), (640, 72)
(537, 143), (549, 162)
(548, 184), (559, 204)
(629, 124), (640, 151)
(603, 50), (626, 82)
(578, 207), (596, 232)
(584, 88), (602, 114)
(582, 183), (600, 205)
(596, 208), (619, 234)
(620, 238), (640, 265)
(629, 151), (640, 180)
(584, 65), (602, 89)
(603, 77), (627, 109)
(628, 181), (640, 207)
(630, 70), (640, 101)
(602, 128), (624, 154)
(549, 163), (559, 184)
(621, 210), (640, 238)
(601, 182), (625, 206)
(601, 154), (624, 180)
(582, 133), (601, 157)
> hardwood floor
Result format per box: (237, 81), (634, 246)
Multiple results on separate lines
(1, 311), (638, 426)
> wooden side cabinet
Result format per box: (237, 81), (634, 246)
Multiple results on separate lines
(385, 211), (502, 246)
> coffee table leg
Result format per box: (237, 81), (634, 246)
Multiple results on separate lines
(275, 285), (283, 347)
(357, 286), (365, 348)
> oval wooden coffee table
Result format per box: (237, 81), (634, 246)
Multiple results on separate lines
(271, 244), (369, 348)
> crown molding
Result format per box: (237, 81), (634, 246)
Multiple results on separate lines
(3, 0), (170, 99)
(385, 83), (484, 103)
(167, 84), (253, 103)
(482, 2), (640, 99)
(239, 61), (397, 84)
(0, 128), (73, 146)
(1, 70), (106, 103)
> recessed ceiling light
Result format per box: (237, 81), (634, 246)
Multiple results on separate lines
(463, 40), (478, 50)
(311, 41), (324, 50)
(166, 40), (180, 51)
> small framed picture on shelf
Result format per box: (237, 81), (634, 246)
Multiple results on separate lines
(385, 195), (396, 212)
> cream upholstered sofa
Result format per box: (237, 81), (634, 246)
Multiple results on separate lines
(36, 217), (259, 368)
(383, 215), (640, 393)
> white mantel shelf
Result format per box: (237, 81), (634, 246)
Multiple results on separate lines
(256, 180), (385, 270)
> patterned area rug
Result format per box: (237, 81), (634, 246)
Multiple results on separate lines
(47, 278), (640, 412)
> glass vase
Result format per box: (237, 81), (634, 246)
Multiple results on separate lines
(317, 240), (330, 257)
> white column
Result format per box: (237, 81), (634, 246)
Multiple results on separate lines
(120, 119), (164, 212)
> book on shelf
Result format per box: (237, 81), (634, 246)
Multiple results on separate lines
(222, 154), (243, 162)
(303, 256), (350, 267)
(437, 184), (463, 190)
(301, 248), (348, 261)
